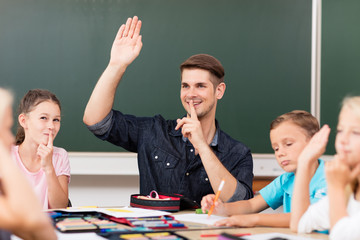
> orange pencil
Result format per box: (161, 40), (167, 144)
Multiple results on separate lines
(208, 179), (225, 218)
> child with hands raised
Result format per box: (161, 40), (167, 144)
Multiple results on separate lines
(291, 96), (360, 240)
(12, 89), (70, 209)
(201, 110), (327, 227)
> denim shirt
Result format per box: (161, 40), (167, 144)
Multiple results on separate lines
(87, 110), (254, 204)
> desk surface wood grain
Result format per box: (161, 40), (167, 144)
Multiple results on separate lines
(176, 227), (328, 239)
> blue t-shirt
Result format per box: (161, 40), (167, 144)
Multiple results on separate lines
(259, 159), (327, 213)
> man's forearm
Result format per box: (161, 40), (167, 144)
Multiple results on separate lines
(83, 64), (127, 126)
(198, 145), (237, 202)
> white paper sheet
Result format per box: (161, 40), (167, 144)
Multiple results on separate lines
(173, 213), (227, 225)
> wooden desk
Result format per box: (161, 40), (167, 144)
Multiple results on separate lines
(171, 210), (328, 240)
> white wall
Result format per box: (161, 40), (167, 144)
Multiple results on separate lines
(69, 175), (139, 207)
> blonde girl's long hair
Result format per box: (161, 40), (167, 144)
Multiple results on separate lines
(0, 88), (13, 126)
(341, 96), (360, 196)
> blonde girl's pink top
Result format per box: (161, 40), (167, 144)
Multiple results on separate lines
(11, 145), (71, 209)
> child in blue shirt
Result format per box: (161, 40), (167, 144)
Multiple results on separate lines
(201, 110), (327, 227)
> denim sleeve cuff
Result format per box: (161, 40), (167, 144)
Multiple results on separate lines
(226, 181), (247, 202)
(86, 110), (113, 136)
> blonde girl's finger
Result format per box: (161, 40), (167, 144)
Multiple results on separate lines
(47, 131), (53, 148)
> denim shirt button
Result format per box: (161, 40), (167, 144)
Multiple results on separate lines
(190, 149), (194, 152)
(154, 155), (158, 159)
(166, 162), (170, 166)
(205, 178), (209, 181)
(186, 172), (190, 176)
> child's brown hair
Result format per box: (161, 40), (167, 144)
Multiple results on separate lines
(270, 110), (320, 139)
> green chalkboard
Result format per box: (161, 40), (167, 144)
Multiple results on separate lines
(321, 0), (360, 154)
(0, 0), (312, 153)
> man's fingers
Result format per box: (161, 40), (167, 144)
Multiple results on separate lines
(134, 35), (143, 54)
(128, 16), (138, 38)
(175, 118), (183, 130)
(134, 20), (142, 38)
(181, 126), (191, 139)
(115, 24), (125, 40)
(122, 17), (132, 37)
(115, 16), (141, 40)
(175, 118), (191, 130)
(189, 100), (198, 120)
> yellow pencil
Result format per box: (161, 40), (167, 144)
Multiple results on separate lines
(207, 179), (225, 218)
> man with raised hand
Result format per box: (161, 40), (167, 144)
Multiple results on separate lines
(83, 16), (253, 204)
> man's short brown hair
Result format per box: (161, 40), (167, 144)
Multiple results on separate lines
(180, 54), (225, 87)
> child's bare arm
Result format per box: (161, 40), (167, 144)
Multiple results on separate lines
(215, 213), (291, 228)
(201, 194), (269, 216)
(290, 125), (330, 232)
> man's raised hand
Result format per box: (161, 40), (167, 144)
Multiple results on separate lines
(109, 16), (143, 67)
